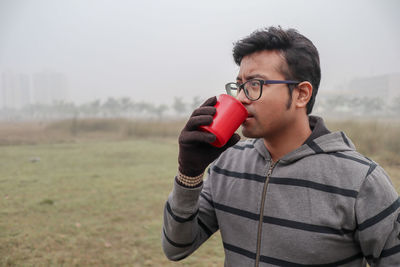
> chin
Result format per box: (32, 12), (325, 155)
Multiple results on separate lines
(241, 128), (258, 139)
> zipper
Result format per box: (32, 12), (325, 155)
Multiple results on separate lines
(255, 160), (277, 267)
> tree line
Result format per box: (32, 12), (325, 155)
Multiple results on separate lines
(0, 96), (204, 121)
(0, 95), (399, 121)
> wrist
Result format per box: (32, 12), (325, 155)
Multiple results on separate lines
(178, 165), (205, 177)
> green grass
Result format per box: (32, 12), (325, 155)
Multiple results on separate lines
(0, 139), (224, 266)
(1, 119), (400, 266)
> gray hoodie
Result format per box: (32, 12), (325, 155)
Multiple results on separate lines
(162, 116), (400, 266)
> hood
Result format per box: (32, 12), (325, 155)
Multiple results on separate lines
(253, 116), (356, 165)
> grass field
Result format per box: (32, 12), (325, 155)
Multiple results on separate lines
(1, 119), (400, 266)
(0, 138), (225, 266)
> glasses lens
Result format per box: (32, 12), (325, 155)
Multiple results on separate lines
(225, 83), (239, 97)
(243, 79), (261, 100)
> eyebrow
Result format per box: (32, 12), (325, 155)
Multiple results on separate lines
(236, 74), (268, 82)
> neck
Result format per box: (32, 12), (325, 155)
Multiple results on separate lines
(263, 115), (311, 162)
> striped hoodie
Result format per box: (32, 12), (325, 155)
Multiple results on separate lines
(162, 116), (400, 266)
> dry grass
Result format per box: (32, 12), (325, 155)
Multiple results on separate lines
(0, 118), (185, 146)
(1, 118), (399, 166)
(326, 119), (400, 167)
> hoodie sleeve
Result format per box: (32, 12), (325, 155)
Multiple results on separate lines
(355, 165), (400, 266)
(162, 172), (219, 261)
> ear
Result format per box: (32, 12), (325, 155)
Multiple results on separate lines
(294, 81), (313, 109)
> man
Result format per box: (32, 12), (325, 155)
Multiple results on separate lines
(162, 26), (400, 266)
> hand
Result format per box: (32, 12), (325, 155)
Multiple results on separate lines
(178, 96), (241, 177)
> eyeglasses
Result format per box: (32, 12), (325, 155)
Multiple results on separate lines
(225, 79), (300, 101)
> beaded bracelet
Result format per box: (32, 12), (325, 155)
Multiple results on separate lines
(177, 171), (204, 187)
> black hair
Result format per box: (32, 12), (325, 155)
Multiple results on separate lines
(232, 26), (321, 114)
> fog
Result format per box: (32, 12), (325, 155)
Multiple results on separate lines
(0, 0), (399, 109)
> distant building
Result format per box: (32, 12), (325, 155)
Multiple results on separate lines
(32, 70), (68, 105)
(0, 70), (69, 109)
(347, 73), (400, 100)
(0, 71), (31, 109)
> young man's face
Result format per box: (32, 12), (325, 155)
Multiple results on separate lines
(236, 50), (297, 139)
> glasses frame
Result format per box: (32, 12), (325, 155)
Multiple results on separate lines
(225, 79), (300, 101)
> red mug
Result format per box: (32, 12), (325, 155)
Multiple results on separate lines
(199, 94), (248, 147)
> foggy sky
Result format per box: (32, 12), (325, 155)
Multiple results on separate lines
(0, 0), (399, 104)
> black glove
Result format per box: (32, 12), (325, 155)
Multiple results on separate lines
(178, 96), (241, 177)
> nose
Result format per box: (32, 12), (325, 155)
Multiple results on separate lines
(237, 89), (251, 105)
